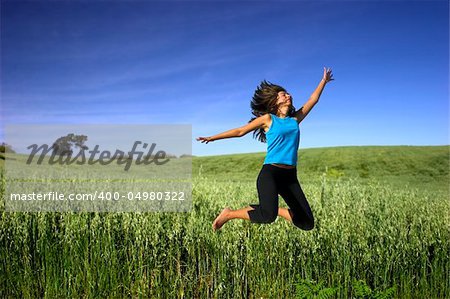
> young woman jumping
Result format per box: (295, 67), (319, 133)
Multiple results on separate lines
(196, 67), (334, 231)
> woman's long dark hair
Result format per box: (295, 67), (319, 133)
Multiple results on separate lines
(249, 80), (296, 143)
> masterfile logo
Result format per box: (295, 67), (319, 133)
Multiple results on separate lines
(26, 141), (170, 171)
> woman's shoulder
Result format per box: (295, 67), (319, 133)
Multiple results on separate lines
(259, 113), (272, 121)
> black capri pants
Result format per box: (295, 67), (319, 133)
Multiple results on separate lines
(248, 164), (314, 230)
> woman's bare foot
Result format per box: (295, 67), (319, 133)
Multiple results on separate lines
(212, 208), (231, 231)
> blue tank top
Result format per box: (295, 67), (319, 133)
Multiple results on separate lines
(263, 113), (300, 166)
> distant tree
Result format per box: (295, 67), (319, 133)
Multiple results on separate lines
(0, 142), (15, 160)
(0, 142), (15, 154)
(52, 134), (88, 156)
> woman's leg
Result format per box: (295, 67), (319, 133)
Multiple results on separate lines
(278, 175), (314, 230)
(212, 206), (292, 231)
(247, 164), (279, 224)
(212, 206), (255, 231)
(212, 165), (279, 231)
(277, 207), (294, 222)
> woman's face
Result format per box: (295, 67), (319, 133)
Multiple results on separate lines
(276, 91), (292, 107)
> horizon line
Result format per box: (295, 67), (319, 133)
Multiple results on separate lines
(194, 144), (450, 158)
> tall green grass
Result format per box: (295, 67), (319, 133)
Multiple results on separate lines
(1, 146), (449, 298)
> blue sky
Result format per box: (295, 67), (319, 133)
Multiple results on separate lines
(2, 0), (448, 157)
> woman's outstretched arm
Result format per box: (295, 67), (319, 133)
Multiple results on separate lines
(196, 114), (270, 144)
(294, 67), (334, 123)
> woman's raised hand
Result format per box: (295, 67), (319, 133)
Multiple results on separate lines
(196, 137), (214, 144)
(322, 67), (334, 84)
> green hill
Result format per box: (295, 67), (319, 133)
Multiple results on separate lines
(193, 145), (449, 192)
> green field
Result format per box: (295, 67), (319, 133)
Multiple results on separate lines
(1, 145), (449, 298)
